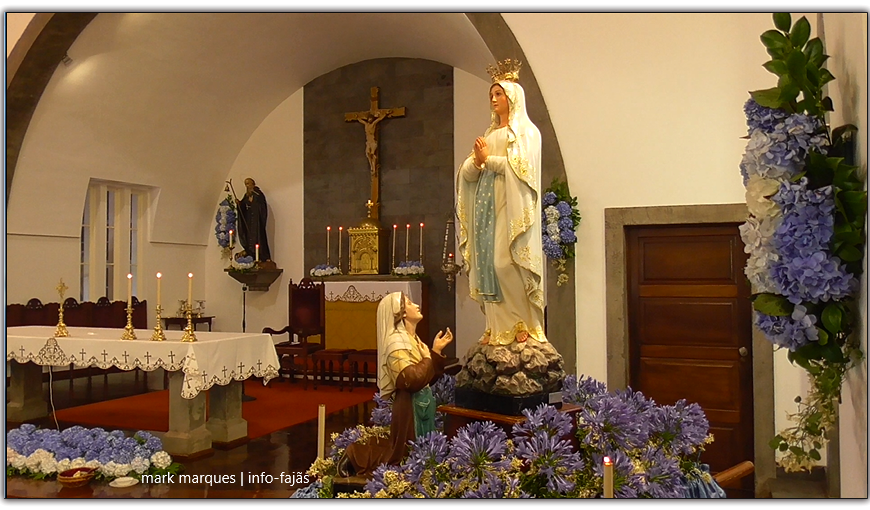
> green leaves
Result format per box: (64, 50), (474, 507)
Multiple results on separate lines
(752, 293), (793, 316)
(751, 87), (785, 109)
(773, 12), (792, 32)
(761, 29), (789, 50)
(790, 17), (811, 49)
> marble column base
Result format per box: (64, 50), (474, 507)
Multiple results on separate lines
(162, 371), (212, 457)
(7, 362), (49, 422)
(207, 380), (248, 443)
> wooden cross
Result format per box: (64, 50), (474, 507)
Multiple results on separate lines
(345, 87), (406, 220)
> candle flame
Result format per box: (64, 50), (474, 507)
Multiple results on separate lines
(229, 229), (233, 234)
(327, 226), (331, 231)
(420, 222), (424, 227)
(603, 456), (612, 465)
(406, 224), (410, 228)
(256, 244), (259, 248)
(188, 273), (193, 278)
(156, 272), (162, 278)
(393, 224), (397, 228)
(127, 273), (132, 279)
(339, 226), (343, 231)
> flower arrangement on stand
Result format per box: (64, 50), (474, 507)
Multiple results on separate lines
(214, 194), (237, 260)
(541, 178), (581, 286)
(739, 13), (865, 473)
(231, 255), (255, 272)
(301, 374), (719, 499)
(309, 264), (341, 277)
(392, 261), (425, 277)
(6, 425), (183, 481)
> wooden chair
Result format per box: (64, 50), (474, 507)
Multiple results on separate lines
(348, 349), (378, 392)
(263, 278), (326, 388)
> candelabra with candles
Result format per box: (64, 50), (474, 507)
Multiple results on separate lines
(180, 301), (197, 342)
(441, 216), (461, 290)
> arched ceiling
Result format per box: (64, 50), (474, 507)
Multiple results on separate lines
(8, 13), (493, 239)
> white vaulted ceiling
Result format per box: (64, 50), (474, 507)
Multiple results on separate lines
(9, 13), (493, 242)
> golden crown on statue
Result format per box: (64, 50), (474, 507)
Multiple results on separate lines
(487, 58), (522, 83)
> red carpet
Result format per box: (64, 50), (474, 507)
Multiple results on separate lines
(53, 380), (376, 439)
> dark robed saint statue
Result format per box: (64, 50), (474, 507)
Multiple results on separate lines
(237, 177), (272, 262)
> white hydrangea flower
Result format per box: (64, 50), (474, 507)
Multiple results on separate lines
(546, 222), (561, 238)
(99, 461), (117, 477)
(40, 457), (58, 475)
(71, 457), (86, 469)
(7, 447), (19, 465)
(745, 175), (782, 219)
(56, 459), (72, 473)
(12, 456), (27, 470)
(25, 450), (49, 471)
(544, 205), (559, 223)
(745, 251), (779, 293)
(113, 463), (132, 477)
(151, 451), (172, 470)
(85, 460), (101, 470)
(131, 456), (150, 474)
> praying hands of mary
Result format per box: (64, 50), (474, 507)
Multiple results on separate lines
(343, 291), (453, 476)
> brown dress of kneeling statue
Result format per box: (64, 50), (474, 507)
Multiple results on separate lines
(344, 291), (453, 475)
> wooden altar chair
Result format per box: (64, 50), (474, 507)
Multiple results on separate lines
(263, 278), (326, 389)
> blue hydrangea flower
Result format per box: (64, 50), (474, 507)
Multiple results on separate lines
(542, 191), (557, 206)
(744, 98), (789, 133)
(555, 201), (572, 218)
(754, 307), (820, 351)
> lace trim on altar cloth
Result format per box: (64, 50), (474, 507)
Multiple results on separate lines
(7, 337), (279, 400)
(325, 284), (389, 303)
(180, 351), (279, 399)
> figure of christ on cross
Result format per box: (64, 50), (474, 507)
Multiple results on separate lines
(345, 87), (405, 220)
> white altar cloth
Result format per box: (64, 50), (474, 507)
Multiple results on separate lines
(6, 326), (279, 399)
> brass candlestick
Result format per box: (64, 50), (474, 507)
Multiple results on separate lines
(121, 304), (137, 340)
(180, 303), (197, 343)
(55, 279), (70, 337)
(151, 304), (167, 342)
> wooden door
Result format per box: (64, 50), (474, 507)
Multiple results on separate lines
(627, 224), (754, 498)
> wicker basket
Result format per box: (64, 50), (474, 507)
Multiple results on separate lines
(57, 467), (96, 488)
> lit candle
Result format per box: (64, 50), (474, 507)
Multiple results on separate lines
(338, 226), (343, 272)
(326, 226), (331, 266)
(603, 456), (614, 498)
(392, 224), (397, 269)
(255, 244), (260, 262)
(156, 272), (162, 309)
(187, 273), (193, 309)
(229, 229), (234, 248)
(405, 224), (410, 262)
(419, 222), (424, 263)
(126, 273), (133, 307)
(317, 403), (326, 459)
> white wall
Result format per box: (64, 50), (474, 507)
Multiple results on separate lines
(204, 89), (305, 336)
(823, 12), (868, 498)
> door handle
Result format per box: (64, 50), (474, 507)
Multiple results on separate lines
(738, 347), (749, 357)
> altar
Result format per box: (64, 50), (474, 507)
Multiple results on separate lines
(323, 276), (429, 350)
(6, 326), (280, 458)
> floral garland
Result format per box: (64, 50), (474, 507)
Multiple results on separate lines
(6, 425), (183, 481)
(309, 264), (341, 277)
(302, 374), (719, 499)
(541, 179), (581, 286)
(214, 194), (237, 259)
(392, 261), (425, 276)
(740, 13), (865, 473)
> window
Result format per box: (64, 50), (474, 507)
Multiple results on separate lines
(80, 181), (148, 302)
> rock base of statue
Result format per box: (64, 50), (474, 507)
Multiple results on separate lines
(454, 339), (565, 416)
(455, 338), (565, 394)
(454, 386), (562, 416)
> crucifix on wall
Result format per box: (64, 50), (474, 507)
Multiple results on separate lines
(344, 86), (405, 220)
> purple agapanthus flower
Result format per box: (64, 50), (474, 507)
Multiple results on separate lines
(512, 403), (574, 440)
(561, 374), (607, 407)
(449, 421), (510, 479)
(404, 431), (450, 483)
(638, 446), (685, 498)
(370, 392), (393, 427)
(648, 399), (709, 456)
(580, 393), (646, 452)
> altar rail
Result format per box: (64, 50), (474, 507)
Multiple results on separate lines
(6, 297), (148, 329)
